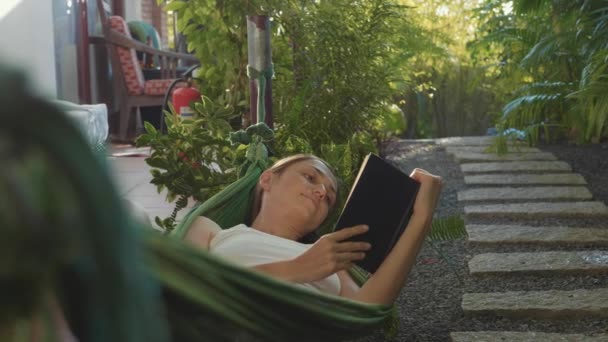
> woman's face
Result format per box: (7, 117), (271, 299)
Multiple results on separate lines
(262, 159), (337, 233)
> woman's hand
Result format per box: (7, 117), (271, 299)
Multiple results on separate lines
(409, 168), (443, 228)
(291, 225), (371, 283)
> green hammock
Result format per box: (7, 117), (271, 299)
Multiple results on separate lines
(0, 66), (393, 341)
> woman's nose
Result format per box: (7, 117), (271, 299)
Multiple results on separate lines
(313, 183), (327, 198)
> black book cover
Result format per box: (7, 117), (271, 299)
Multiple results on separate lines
(334, 153), (420, 273)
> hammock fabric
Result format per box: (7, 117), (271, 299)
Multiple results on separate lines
(0, 66), (393, 341)
(0, 66), (168, 342)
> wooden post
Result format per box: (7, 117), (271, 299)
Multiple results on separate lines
(246, 15), (273, 128)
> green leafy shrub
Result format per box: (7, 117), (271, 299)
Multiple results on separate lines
(136, 96), (238, 231)
(473, 0), (608, 144)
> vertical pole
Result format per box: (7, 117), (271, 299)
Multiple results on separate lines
(76, 0), (92, 104)
(246, 16), (273, 128)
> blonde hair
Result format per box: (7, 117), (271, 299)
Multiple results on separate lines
(248, 154), (338, 225)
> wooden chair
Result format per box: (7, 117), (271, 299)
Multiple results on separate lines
(91, 0), (198, 141)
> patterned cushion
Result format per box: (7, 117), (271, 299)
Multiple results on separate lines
(144, 79), (186, 96)
(109, 16), (145, 95)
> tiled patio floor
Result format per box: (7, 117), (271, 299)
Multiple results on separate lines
(106, 153), (192, 226)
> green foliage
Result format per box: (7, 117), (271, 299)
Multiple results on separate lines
(427, 215), (467, 241)
(487, 122), (532, 155)
(271, 0), (406, 148)
(372, 104), (407, 140)
(162, 0), (439, 143)
(392, 0), (508, 138)
(135, 96), (239, 231)
(159, 0), (253, 110)
(425, 215), (467, 286)
(500, 81), (573, 144)
(473, 0), (608, 144)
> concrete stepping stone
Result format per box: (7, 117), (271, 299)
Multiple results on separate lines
(451, 331), (608, 342)
(446, 146), (541, 154)
(464, 173), (587, 185)
(464, 201), (608, 218)
(453, 152), (556, 163)
(436, 136), (498, 146)
(462, 288), (608, 319)
(461, 161), (571, 174)
(467, 225), (608, 247)
(469, 251), (608, 276)
(458, 186), (592, 202)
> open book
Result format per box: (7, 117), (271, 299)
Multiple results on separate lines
(334, 153), (420, 273)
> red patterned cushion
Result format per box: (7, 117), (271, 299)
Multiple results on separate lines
(144, 79), (186, 96)
(109, 16), (145, 95)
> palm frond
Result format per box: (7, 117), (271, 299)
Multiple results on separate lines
(513, 0), (549, 14)
(516, 81), (574, 95)
(502, 93), (565, 120)
(520, 30), (580, 70)
(470, 26), (535, 54)
(501, 84), (574, 144)
(586, 94), (608, 141)
(427, 215), (467, 241)
(568, 50), (608, 142)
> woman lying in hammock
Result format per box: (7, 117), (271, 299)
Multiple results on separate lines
(184, 154), (442, 305)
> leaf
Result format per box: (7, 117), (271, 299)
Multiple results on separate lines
(427, 216), (466, 241)
(164, 1), (187, 12)
(146, 156), (169, 169)
(144, 121), (157, 135)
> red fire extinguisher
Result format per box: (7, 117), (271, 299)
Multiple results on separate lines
(172, 82), (200, 119)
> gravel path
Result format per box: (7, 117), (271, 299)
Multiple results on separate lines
(350, 139), (608, 342)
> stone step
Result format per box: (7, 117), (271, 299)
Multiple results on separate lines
(446, 146), (541, 154)
(464, 173), (587, 185)
(467, 225), (608, 247)
(458, 186), (592, 202)
(436, 136), (496, 146)
(451, 331), (608, 342)
(462, 288), (608, 319)
(469, 251), (608, 276)
(461, 161), (571, 174)
(453, 152), (557, 163)
(464, 201), (608, 218)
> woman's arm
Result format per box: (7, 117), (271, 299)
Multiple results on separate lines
(337, 270), (360, 297)
(347, 169), (442, 305)
(253, 226), (370, 284)
(185, 218), (311, 283)
(184, 216), (222, 250)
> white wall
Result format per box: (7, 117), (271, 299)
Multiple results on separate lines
(0, 0), (57, 98)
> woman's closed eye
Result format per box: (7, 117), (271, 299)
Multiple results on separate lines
(302, 170), (334, 206)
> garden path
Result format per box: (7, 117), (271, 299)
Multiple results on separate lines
(440, 137), (608, 341)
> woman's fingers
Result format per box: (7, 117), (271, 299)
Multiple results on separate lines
(329, 225), (369, 242)
(410, 168), (431, 177)
(344, 252), (366, 261)
(410, 169), (442, 186)
(404, 168), (443, 228)
(335, 241), (371, 253)
(335, 254), (364, 271)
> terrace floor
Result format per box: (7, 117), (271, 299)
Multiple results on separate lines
(106, 145), (191, 226)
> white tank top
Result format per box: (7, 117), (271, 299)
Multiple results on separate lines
(209, 224), (341, 295)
